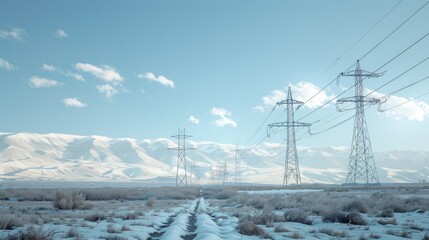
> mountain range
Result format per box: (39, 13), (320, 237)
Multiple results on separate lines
(0, 132), (428, 185)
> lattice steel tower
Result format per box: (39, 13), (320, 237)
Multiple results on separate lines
(232, 143), (245, 186)
(169, 128), (193, 187)
(336, 60), (383, 184)
(268, 87), (311, 187)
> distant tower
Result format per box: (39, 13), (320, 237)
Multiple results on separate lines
(268, 87), (311, 187)
(169, 129), (193, 187)
(189, 158), (197, 186)
(232, 143), (245, 186)
(221, 159), (227, 185)
(336, 60), (383, 184)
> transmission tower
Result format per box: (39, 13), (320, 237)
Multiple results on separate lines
(232, 143), (245, 186)
(221, 159), (227, 185)
(336, 60), (383, 184)
(268, 87), (311, 187)
(189, 158), (197, 186)
(169, 128), (193, 187)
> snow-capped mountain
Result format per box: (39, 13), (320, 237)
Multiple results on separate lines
(0, 132), (428, 184)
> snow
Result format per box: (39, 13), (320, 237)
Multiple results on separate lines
(159, 213), (190, 240)
(1, 131), (429, 184)
(244, 189), (323, 195)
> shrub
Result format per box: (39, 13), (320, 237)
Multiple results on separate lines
(5, 225), (56, 240)
(53, 191), (90, 210)
(101, 235), (128, 240)
(120, 212), (138, 220)
(66, 228), (79, 238)
(84, 213), (106, 222)
(284, 209), (312, 225)
(369, 233), (381, 239)
(121, 224), (131, 231)
(377, 218), (397, 225)
(322, 210), (366, 225)
(247, 196), (266, 210)
(212, 189), (238, 199)
(0, 214), (23, 230)
(319, 228), (348, 238)
(236, 218), (268, 237)
(377, 209), (394, 218)
(343, 199), (369, 213)
(289, 232), (304, 239)
(274, 226), (289, 233)
(146, 197), (156, 208)
(107, 224), (122, 234)
(348, 211), (367, 225)
(386, 229), (411, 238)
(253, 209), (284, 225)
(422, 232), (429, 240)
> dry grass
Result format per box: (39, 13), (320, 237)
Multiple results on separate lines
(53, 191), (92, 210)
(284, 208), (312, 225)
(84, 212), (107, 222)
(4, 225), (56, 240)
(319, 227), (348, 238)
(65, 227), (79, 238)
(321, 210), (367, 225)
(236, 217), (271, 238)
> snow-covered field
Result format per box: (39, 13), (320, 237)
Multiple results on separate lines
(1, 185), (429, 239)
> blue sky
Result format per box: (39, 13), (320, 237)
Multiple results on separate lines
(1, 0), (429, 151)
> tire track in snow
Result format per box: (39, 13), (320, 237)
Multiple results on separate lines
(193, 197), (242, 240)
(147, 198), (199, 240)
(147, 213), (177, 240)
(183, 198), (200, 240)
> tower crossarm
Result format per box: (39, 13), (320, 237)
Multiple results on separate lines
(337, 96), (380, 103)
(338, 70), (384, 78)
(267, 121), (311, 137)
(276, 99), (303, 106)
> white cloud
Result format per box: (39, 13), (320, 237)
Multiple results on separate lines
(76, 63), (123, 83)
(367, 90), (429, 121)
(210, 107), (237, 127)
(29, 76), (59, 88)
(42, 63), (56, 72)
(40, 64), (84, 82)
(290, 81), (334, 108)
(253, 89), (286, 112)
(254, 82), (334, 112)
(138, 72), (175, 89)
(0, 58), (16, 70)
(0, 27), (26, 40)
(97, 84), (118, 98)
(63, 98), (86, 108)
(66, 72), (85, 81)
(54, 29), (68, 38)
(252, 105), (265, 112)
(189, 115), (200, 124)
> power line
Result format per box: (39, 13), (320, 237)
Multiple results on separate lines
(245, 106), (276, 146)
(379, 89), (429, 112)
(295, 0), (402, 103)
(378, 75), (429, 102)
(365, 54), (429, 98)
(297, 31), (429, 122)
(343, 0), (403, 61)
(360, 0), (429, 61)
(297, 1), (428, 111)
(247, 1), (428, 151)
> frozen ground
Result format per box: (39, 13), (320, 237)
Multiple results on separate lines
(1, 184), (429, 239)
